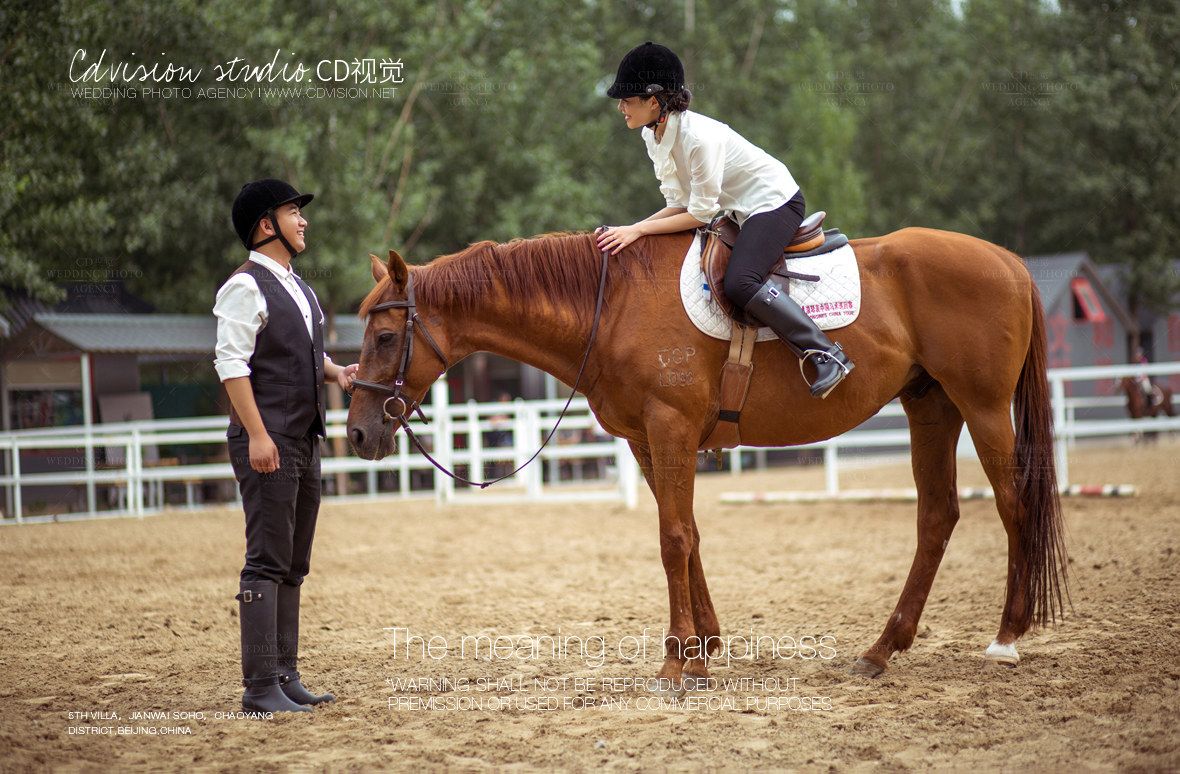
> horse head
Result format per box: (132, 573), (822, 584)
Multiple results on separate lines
(347, 249), (452, 460)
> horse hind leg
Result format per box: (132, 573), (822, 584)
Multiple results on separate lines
(851, 381), (963, 677)
(959, 403), (1029, 667)
(961, 397), (1067, 670)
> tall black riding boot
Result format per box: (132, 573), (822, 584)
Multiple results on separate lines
(745, 277), (855, 398)
(276, 583), (336, 706)
(237, 580), (311, 713)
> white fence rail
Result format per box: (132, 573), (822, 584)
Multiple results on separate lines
(1, 363), (1177, 524)
(717, 362), (1180, 495)
(0, 380), (638, 524)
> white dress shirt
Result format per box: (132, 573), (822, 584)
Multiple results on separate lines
(642, 110), (799, 226)
(213, 251), (326, 382)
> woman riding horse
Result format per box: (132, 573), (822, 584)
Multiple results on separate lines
(595, 42), (855, 398)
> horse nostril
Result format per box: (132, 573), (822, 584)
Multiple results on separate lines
(350, 426), (365, 447)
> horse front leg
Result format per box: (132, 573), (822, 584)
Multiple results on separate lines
(629, 440), (719, 691)
(636, 421), (703, 694)
(683, 516), (721, 687)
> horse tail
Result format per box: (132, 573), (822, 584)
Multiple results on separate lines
(1012, 278), (1070, 626)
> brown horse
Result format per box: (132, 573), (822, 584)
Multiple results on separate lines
(1116, 376), (1174, 419)
(1116, 376), (1175, 444)
(346, 227), (1069, 685)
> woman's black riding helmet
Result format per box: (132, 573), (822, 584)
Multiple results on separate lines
(232, 178), (314, 258)
(606, 42), (685, 127)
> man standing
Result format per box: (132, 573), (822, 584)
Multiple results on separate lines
(214, 179), (358, 713)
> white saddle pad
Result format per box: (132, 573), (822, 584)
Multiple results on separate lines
(678, 235), (862, 341)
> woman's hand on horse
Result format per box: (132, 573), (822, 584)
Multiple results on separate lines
(595, 223), (646, 255)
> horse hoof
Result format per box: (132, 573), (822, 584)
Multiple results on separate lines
(983, 639), (1020, 669)
(682, 673), (714, 692)
(848, 658), (885, 678)
(646, 678), (687, 698)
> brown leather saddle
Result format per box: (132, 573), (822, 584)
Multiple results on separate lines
(701, 211), (850, 328)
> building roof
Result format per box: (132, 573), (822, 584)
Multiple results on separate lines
(29, 313), (365, 355)
(1, 280), (154, 341)
(33, 314), (216, 354)
(55, 280), (156, 315)
(1, 287), (52, 339)
(1094, 262), (1180, 328)
(1023, 253), (1138, 333)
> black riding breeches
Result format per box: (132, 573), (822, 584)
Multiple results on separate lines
(722, 190), (806, 309)
(229, 425), (322, 586)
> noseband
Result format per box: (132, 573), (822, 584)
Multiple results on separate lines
(352, 244), (610, 490)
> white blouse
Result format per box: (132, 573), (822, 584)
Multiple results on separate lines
(642, 110), (799, 226)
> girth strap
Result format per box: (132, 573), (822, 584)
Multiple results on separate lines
(699, 323), (758, 452)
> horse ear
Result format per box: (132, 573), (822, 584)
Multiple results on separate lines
(369, 253), (388, 284)
(388, 248), (409, 292)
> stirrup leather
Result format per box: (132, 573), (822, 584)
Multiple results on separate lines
(798, 343), (851, 391)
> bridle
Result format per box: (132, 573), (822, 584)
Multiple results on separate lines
(351, 272), (448, 427)
(351, 243), (610, 490)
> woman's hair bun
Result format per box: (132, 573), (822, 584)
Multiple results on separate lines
(654, 87), (692, 113)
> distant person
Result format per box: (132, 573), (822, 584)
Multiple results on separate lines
(1132, 347), (1157, 406)
(595, 42), (854, 398)
(214, 179), (359, 714)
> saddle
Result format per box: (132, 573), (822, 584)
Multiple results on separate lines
(695, 211), (851, 452)
(701, 211), (850, 328)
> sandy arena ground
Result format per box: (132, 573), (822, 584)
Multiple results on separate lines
(1, 441), (1178, 773)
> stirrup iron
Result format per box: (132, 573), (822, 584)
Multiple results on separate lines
(798, 343), (852, 399)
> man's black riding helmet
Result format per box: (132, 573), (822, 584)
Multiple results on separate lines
(232, 179), (314, 257)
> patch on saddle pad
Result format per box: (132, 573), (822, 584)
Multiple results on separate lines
(678, 235), (861, 342)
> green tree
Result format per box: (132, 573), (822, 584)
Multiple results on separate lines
(1046, 0), (1180, 342)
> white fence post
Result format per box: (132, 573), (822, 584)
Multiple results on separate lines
(525, 405), (543, 500)
(510, 398), (525, 489)
(397, 420), (411, 497)
(617, 436), (639, 510)
(12, 438), (21, 524)
(1066, 404), (1076, 450)
(824, 440), (839, 496)
(80, 353), (96, 515)
(467, 399), (483, 485)
(432, 379), (453, 506)
(131, 425), (143, 518)
(1050, 375), (1068, 490)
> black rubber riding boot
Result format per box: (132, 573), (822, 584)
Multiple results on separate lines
(237, 580), (311, 714)
(276, 583), (336, 706)
(745, 277), (855, 399)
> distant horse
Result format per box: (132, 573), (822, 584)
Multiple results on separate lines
(1117, 376), (1175, 444)
(346, 227), (1069, 685)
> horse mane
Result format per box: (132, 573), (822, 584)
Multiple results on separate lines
(359, 231), (658, 322)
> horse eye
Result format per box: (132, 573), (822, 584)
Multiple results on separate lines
(378, 332), (394, 345)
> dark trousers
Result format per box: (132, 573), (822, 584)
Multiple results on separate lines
(228, 425), (322, 586)
(722, 190), (807, 309)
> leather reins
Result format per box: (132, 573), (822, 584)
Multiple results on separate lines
(351, 246), (610, 490)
